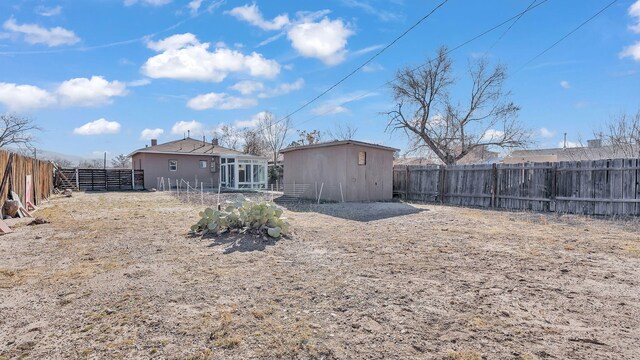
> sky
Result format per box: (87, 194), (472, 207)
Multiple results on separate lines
(0, 0), (639, 161)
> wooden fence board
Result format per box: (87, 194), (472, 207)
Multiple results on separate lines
(393, 157), (640, 217)
(56, 168), (144, 191)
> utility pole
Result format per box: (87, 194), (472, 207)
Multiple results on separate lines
(104, 152), (107, 169)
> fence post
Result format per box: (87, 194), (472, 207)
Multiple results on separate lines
(406, 166), (410, 201)
(491, 163), (498, 209)
(75, 168), (80, 190)
(317, 183), (324, 204)
(438, 166), (445, 204)
(339, 182), (344, 202)
(131, 169), (135, 190)
(550, 162), (557, 212)
(201, 182), (204, 205)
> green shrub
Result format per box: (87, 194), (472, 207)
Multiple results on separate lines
(190, 197), (290, 238)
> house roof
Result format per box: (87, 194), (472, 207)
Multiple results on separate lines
(128, 137), (266, 159)
(504, 144), (640, 163)
(280, 140), (399, 154)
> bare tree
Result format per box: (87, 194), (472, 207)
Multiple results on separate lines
(386, 47), (529, 165)
(0, 113), (39, 149)
(327, 123), (358, 140)
(214, 124), (242, 150)
(52, 157), (75, 168)
(295, 130), (322, 146)
(257, 112), (291, 166)
(111, 154), (131, 168)
(595, 110), (640, 158)
(78, 159), (103, 168)
(242, 129), (267, 156)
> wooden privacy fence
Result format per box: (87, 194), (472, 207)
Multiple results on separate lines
(0, 150), (54, 212)
(56, 168), (144, 191)
(393, 158), (640, 216)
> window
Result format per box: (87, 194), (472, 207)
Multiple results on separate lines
(358, 151), (366, 165)
(169, 159), (178, 171)
(199, 160), (207, 169)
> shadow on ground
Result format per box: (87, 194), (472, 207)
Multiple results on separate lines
(279, 200), (427, 222)
(199, 232), (281, 254)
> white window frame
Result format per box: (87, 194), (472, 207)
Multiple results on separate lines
(199, 160), (208, 169)
(169, 159), (178, 171)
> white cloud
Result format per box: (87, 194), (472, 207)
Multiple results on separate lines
(140, 128), (164, 140)
(539, 128), (556, 138)
(230, 80), (264, 95)
(310, 90), (377, 116)
(187, 92), (257, 110)
(146, 33), (199, 51)
(559, 80), (571, 89)
(0, 82), (56, 111)
(188, 0), (203, 15)
(142, 33), (281, 82)
(341, 0), (401, 22)
(235, 111), (268, 128)
(57, 76), (127, 107)
(287, 17), (353, 65)
(258, 78), (304, 98)
(311, 104), (348, 115)
(171, 120), (204, 135)
(481, 129), (505, 141)
(73, 118), (121, 136)
(2, 18), (79, 47)
(35, 5), (62, 17)
(620, 41), (640, 61)
(558, 140), (580, 148)
(227, 3), (290, 30)
(124, 0), (172, 6)
(629, 0), (640, 33)
(362, 63), (384, 72)
(127, 78), (152, 87)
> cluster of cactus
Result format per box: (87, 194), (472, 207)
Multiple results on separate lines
(190, 197), (290, 238)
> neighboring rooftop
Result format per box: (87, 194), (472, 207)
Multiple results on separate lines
(280, 140), (399, 153)
(128, 137), (263, 158)
(504, 142), (640, 164)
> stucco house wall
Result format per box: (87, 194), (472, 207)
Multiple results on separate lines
(282, 141), (396, 202)
(132, 152), (219, 190)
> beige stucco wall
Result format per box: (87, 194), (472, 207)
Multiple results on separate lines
(282, 144), (394, 202)
(132, 153), (219, 190)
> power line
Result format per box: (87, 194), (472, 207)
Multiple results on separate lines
(291, 0), (549, 129)
(517, 0), (618, 71)
(273, 0), (450, 125)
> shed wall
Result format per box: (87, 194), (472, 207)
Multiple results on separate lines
(282, 144), (394, 202)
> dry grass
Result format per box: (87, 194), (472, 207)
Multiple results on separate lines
(0, 192), (638, 359)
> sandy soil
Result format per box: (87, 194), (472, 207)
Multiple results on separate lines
(0, 191), (639, 359)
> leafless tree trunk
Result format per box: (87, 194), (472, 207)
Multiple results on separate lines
(257, 112), (291, 166)
(386, 47), (529, 165)
(0, 113), (39, 149)
(327, 123), (358, 140)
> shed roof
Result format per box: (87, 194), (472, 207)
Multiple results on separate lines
(128, 137), (266, 159)
(280, 140), (399, 154)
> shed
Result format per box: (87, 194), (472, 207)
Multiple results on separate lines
(280, 140), (398, 202)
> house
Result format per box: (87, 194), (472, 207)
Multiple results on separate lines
(280, 140), (398, 202)
(128, 137), (268, 190)
(503, 139), (639, 164)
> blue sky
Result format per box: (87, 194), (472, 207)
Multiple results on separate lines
(0, 0), (639, 160)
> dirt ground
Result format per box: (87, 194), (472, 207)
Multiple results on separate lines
(0, 191), (639, 359)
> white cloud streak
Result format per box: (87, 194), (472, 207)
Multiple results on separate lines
(187, 92), (257, 110)
(2, 17), (79, 47)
